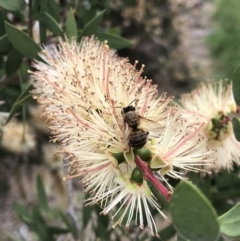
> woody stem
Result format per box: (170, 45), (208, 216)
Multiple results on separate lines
(135, 155), (171, 201)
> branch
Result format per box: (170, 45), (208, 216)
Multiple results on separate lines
(135, 155), (171, 201)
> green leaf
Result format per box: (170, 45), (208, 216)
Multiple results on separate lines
(65, 8), (78, 39)
(152, 224), (176, 241)
(0, 0), (26, 11)
(36, 175), (49, 212)
(95, 206), (110, 238)
(59, 211), (78, 239)
(177, 234), (190, 241)
(47, 226), (69, 234)
(13, 202), (33, 224)
(77, 9), (96, 28)
(215, 169), (240, 190)
(232, 64), (240, 105)
(147, 180), (169, 210)
(34, 224), (55, 241)
(0, 11), (6, 36)
(4, 21), (41, 60)
(6, 47), (23, 75)
(211, 189), (240, 202)
(111, 206), (131, 227)
(94, 221), (109, 239)
(232, 117), (240, 141)
(83, 204), (94, 227)
(32, 0), (60, 22)
(215, 171), (234, 190)
(35, 12), (63, 35)
(39, 0), (48, 12)
(139, 233), (149, 241)
(218, 202), (240, 238)
(16, 94), (33, 106)
(48, 0), (60, 22)
(6, 84), (31, 124)
(0, 34), (11, 53)
(32, 0), (41, 16)
(170, 181), (220, 241)
(187, 172), (211, 198)
(95, 31), (132, 49)
(32, 205), (46, 224)
(39, 24), (47, 43)
(79, 10), (106, 39)
(7, 233), (26, 241)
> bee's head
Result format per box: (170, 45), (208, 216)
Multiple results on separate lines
(122, 105), (136, 115)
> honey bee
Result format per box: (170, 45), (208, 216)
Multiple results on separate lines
(122, 103), (149, 150)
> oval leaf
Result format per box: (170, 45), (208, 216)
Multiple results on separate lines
(0, 34), (11, 53)
(95, 31), (132, 49)
(218, 202), (240, 238)
(48, 0), (60, 22)
(35, 12), (63, 35)
(6, 84), (31, 124)
(0, 11), (6, 36)
(13, 202), (33, 223)
(170, 181), (220, 241)
(232, 117), (240, 141)
(6, 46), (23, 75)
(5, 21), (41, 60)
(37, 175), (49, 212)
(0, 0), (26, 11)
(79, 9), (106, 39)
(32, 206), (46, 224)
(59, 211), (78, 239)
(232, 64), (240, 105)
(158, 224), (176, 241)
(65, 8), (78, 39)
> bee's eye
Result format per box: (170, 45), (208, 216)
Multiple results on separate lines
(128, 106), (135, 111)
(122, 107), (127, 114)
(122, 105), (135, 114)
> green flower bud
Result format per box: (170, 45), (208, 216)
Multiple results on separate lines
(137, 148), (152, 162)
(130, 167), (144, 184)
(113, 152), (125, 164)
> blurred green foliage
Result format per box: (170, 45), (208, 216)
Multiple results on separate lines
(13, 176), (78, 241)
(207, 0), (240, 79)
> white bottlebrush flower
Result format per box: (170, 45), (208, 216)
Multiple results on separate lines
(29, 105), (50, 134)
(178, 80), (240, 172)
(86, 172), (169, 237)
(31, 36), (215, 235)
(31, 37), (171, 173)
(1, 120), (36, 153)
(148, 111), (215, 189)
(31, 37), (171, 157)
(31, 36), (173, 234)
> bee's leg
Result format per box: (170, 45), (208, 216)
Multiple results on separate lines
(123, 122), (130, 149)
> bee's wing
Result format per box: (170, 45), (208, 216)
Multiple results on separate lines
(139, 116), (164, 137)
(123, 121), (131, 146)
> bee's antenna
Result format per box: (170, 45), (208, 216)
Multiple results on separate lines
(115, 99), (138, 109)
(128, 99), (137, 107)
